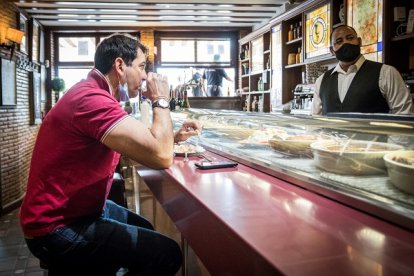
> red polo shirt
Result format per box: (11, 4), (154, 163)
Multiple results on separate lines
(20, 69), (128, 237)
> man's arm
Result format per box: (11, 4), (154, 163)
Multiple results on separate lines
(312, 75), (324, 115)
(102, 109), (174, 169)
(380, 65), (414, 114)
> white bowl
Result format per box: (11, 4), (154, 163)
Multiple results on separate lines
(310, 140), (404, 175)
(383, 151), (414, 195)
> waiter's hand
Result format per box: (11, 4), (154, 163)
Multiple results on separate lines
(174, 120), (202, 143)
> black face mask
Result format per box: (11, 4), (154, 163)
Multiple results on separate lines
(334, 43), (361, 62)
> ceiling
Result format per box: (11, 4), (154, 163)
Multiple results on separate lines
(13, 0), (292, 30)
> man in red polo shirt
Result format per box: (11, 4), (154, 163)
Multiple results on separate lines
(20, 33), (200, 275)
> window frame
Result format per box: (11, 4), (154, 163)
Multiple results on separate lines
(154, 31), (238, 69)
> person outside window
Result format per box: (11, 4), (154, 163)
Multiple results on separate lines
(202, 54), (233, 96)
(312, 25), (413, 115)
(19, 33), (201, 275)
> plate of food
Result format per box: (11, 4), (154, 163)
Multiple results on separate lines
(310, 140), (404, 175)
(383, 150), (414, 195)
(269, 134), (323, 157)
(240, 128), (288, 145)
(174, 143), (205, 156)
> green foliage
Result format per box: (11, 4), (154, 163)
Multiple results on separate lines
(51, 77), (66, 92)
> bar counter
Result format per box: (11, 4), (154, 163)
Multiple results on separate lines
(137, 150), (414, 276)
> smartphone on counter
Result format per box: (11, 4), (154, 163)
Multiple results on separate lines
(194, 160), (238, 170)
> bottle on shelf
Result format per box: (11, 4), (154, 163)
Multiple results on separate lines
(169, 86), (176, 111)
(182, 89), (190, 109)
(227, 87), (231, 97)
(288, 24), (294, 41)
(293, 23), (298, 39)
(297, 21), (302, 38)
(175, 89), (182, 111)
(258, 77), (264, 91)
(295, 47), (302, 64)
(251, 96), (257, 112)
(258, 96), (264, 112)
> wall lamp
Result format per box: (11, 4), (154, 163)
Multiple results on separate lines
(0, 27), (24, 60)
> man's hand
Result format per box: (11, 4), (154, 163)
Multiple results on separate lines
(174, 120), (202, 143)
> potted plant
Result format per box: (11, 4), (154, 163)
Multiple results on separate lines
(51, 77), (65, 102)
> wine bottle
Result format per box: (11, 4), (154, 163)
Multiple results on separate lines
(169, 85), (176, 111)
(288, 24), (294, 41)
(182, 89), (190, 109)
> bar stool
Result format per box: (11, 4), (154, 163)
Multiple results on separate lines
(108, 172), (128, 208)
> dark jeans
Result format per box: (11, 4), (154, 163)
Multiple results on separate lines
(25, 200), (182, 276)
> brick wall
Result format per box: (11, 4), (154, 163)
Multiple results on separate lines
(0, 0), (39, 213)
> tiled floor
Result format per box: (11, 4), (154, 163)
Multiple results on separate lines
(0, 208), (45, 276)
(0, 164), (137, 276)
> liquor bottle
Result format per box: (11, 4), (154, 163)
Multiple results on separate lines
(251, 96), (258, 112)
(295, 47), (301, 64)
(176, 89), (183, 111)
(293, 23), (298, 39)
(227, 87), (230, 97)
(169, 85), (176, 111)
(297, 21), (302, 38)
(182, 89), (190, 109)
(288, 24), (294, 41)
(258, 77), (264, 91)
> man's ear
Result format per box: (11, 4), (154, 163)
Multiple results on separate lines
(114, 57), (125, 73)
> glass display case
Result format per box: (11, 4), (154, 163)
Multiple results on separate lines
(172, 109), (414, 231)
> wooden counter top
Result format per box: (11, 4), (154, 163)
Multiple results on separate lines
(137, 151), (414, 276)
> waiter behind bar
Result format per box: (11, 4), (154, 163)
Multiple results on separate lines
(312, 24), (413, 115)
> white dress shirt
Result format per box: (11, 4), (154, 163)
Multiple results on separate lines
(312, 56), (413, 115)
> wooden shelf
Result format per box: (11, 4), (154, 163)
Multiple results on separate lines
(391, 32), (414, 41)
(285, 62), (305, 69)
(286, 37), (302, 45)
(242, 90), (270, 95)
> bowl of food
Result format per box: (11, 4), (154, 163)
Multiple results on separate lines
(310, 140), (404, 175)
(383, 151), (414, 195)
(269, 134), (322, 157)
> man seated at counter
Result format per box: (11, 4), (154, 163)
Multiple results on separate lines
(20, 33), (201, 275)
(312, 24), (413, 115)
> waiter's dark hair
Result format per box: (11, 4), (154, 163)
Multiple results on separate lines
(330, 24), (358, 45)
(94, 33), (148, 74)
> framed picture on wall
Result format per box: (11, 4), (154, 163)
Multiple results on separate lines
(18, 13), (28, 55)
(304, 3), (331, 60)
(0, 58), (17, 107)
(30, 71), (42, 124)
(347, 0), (383, 62)
(30, 19), (40, 63)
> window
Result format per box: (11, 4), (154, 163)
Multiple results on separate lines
(160, 38), (231, 66)
(58, 37), (96, 62)
(156, 32), (237, 96)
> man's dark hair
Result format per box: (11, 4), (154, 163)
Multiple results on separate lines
(330, 24), (358, 46)
(94, 33), (148, 74)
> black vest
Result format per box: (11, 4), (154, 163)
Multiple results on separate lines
(319, 60), (389, 115)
